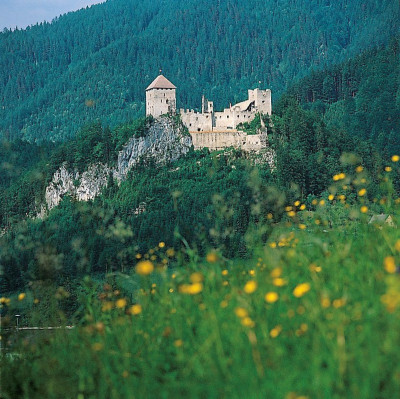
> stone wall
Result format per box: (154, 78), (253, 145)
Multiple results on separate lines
(146, 88), (176, 117)
(190, 130), (267, 151)
(180, 109), (213, 132)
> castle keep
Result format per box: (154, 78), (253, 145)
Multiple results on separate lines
(145, 74), (271, 150)
(146, 75), (177, 117)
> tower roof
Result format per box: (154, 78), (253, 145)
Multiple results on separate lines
(146, 74), (176, 91)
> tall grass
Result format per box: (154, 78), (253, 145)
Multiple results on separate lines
(2, 162), (400, 398)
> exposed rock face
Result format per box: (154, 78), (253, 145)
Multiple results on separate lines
(114, 117), (192, 181)
(44, 117), (192, 211)
(45, 163), (111, 210)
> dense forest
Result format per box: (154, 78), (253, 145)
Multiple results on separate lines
(0, 99), (385, 293)
(1, 0), (399, 141)
(285, 37), (400, 155)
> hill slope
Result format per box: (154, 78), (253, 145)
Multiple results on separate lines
(1, 0), (399, 141)
(284, 37), (400, 155)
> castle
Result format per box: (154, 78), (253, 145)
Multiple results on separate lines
(145, 74), (271, 150)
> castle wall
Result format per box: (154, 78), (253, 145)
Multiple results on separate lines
(146, 88), (176, 118)
(190, 131), (248, 150)
(180, 109), (213, 132)
(190, 131), (267, 152)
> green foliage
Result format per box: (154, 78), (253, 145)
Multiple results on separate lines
(2, 202), (400, 398)
(236, 113), (269, 135)
(286, 37), (400, 155)
(0, 0), (399, 141)
(272, 99), (380, 197)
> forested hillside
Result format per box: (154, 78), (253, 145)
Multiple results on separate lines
(1, 0), (399, 141)
(285, 37), (400, 155)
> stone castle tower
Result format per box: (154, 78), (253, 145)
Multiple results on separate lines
(146, 74), (176, 118)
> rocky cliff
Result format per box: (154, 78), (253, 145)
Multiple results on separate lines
(44, 117), (192, 211)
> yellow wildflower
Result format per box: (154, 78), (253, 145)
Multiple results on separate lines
(241, 317), (255, 328)
(294, 200), (301, 207)
(298, 224), (306, 230)
(166, 248), (175, 257)
(158, 241), (165, 248)
(265, 292), (279, 303)
(321, 297), (331, 308)
(328, 194), (334, 201)
(129, 304), (142, 315)
(269, 242), (277, 248)
(358, 188), (367, 196)
(392, 155), (400, 162)
(299, 204), (306, 210)
(174, 339), (183, 347)
(273, 278), (287, 287)
(179, 283), (203, 295)
(220, 300), (228, 308)
(235, 307), (248, 318)
(288, 210), (296, 217)
(309, 263), (321, 272)
(384, 256), (396, 273)
(356, 165), (364, 173)
(360, 206), (368, 214)
(115, 298), (127, 309)
(267, 213), (273, 220)
(333, 173), (346, 181)
(332, 298), (346, 308)
(18, 293), (26, 301)
(319, 199), (325, 206)
(293, 283), (311, 298)
(135, 260), (154, 276)
(0, 297), (11, 306)
(385, 166), (392, 172)
(243, 280), (258, 294)
(206, 252), (218, 263)
(270, 267), (282, 278)
(190, 272), (204, 283)
(222, 269), (229, 276)
(270, 325), (282, 338)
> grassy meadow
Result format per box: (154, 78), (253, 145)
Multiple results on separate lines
(2, 162), (400, 399)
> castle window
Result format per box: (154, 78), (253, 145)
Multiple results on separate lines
(227, 115), (229, 118)
(166, 99), (169, 104)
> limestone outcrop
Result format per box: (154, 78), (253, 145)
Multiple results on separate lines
(44, 117), (192, 211)
(114, 117), (192, 181)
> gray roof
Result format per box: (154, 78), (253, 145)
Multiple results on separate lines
(146, 75), (176, 91)
(369, 214), (391, 223)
